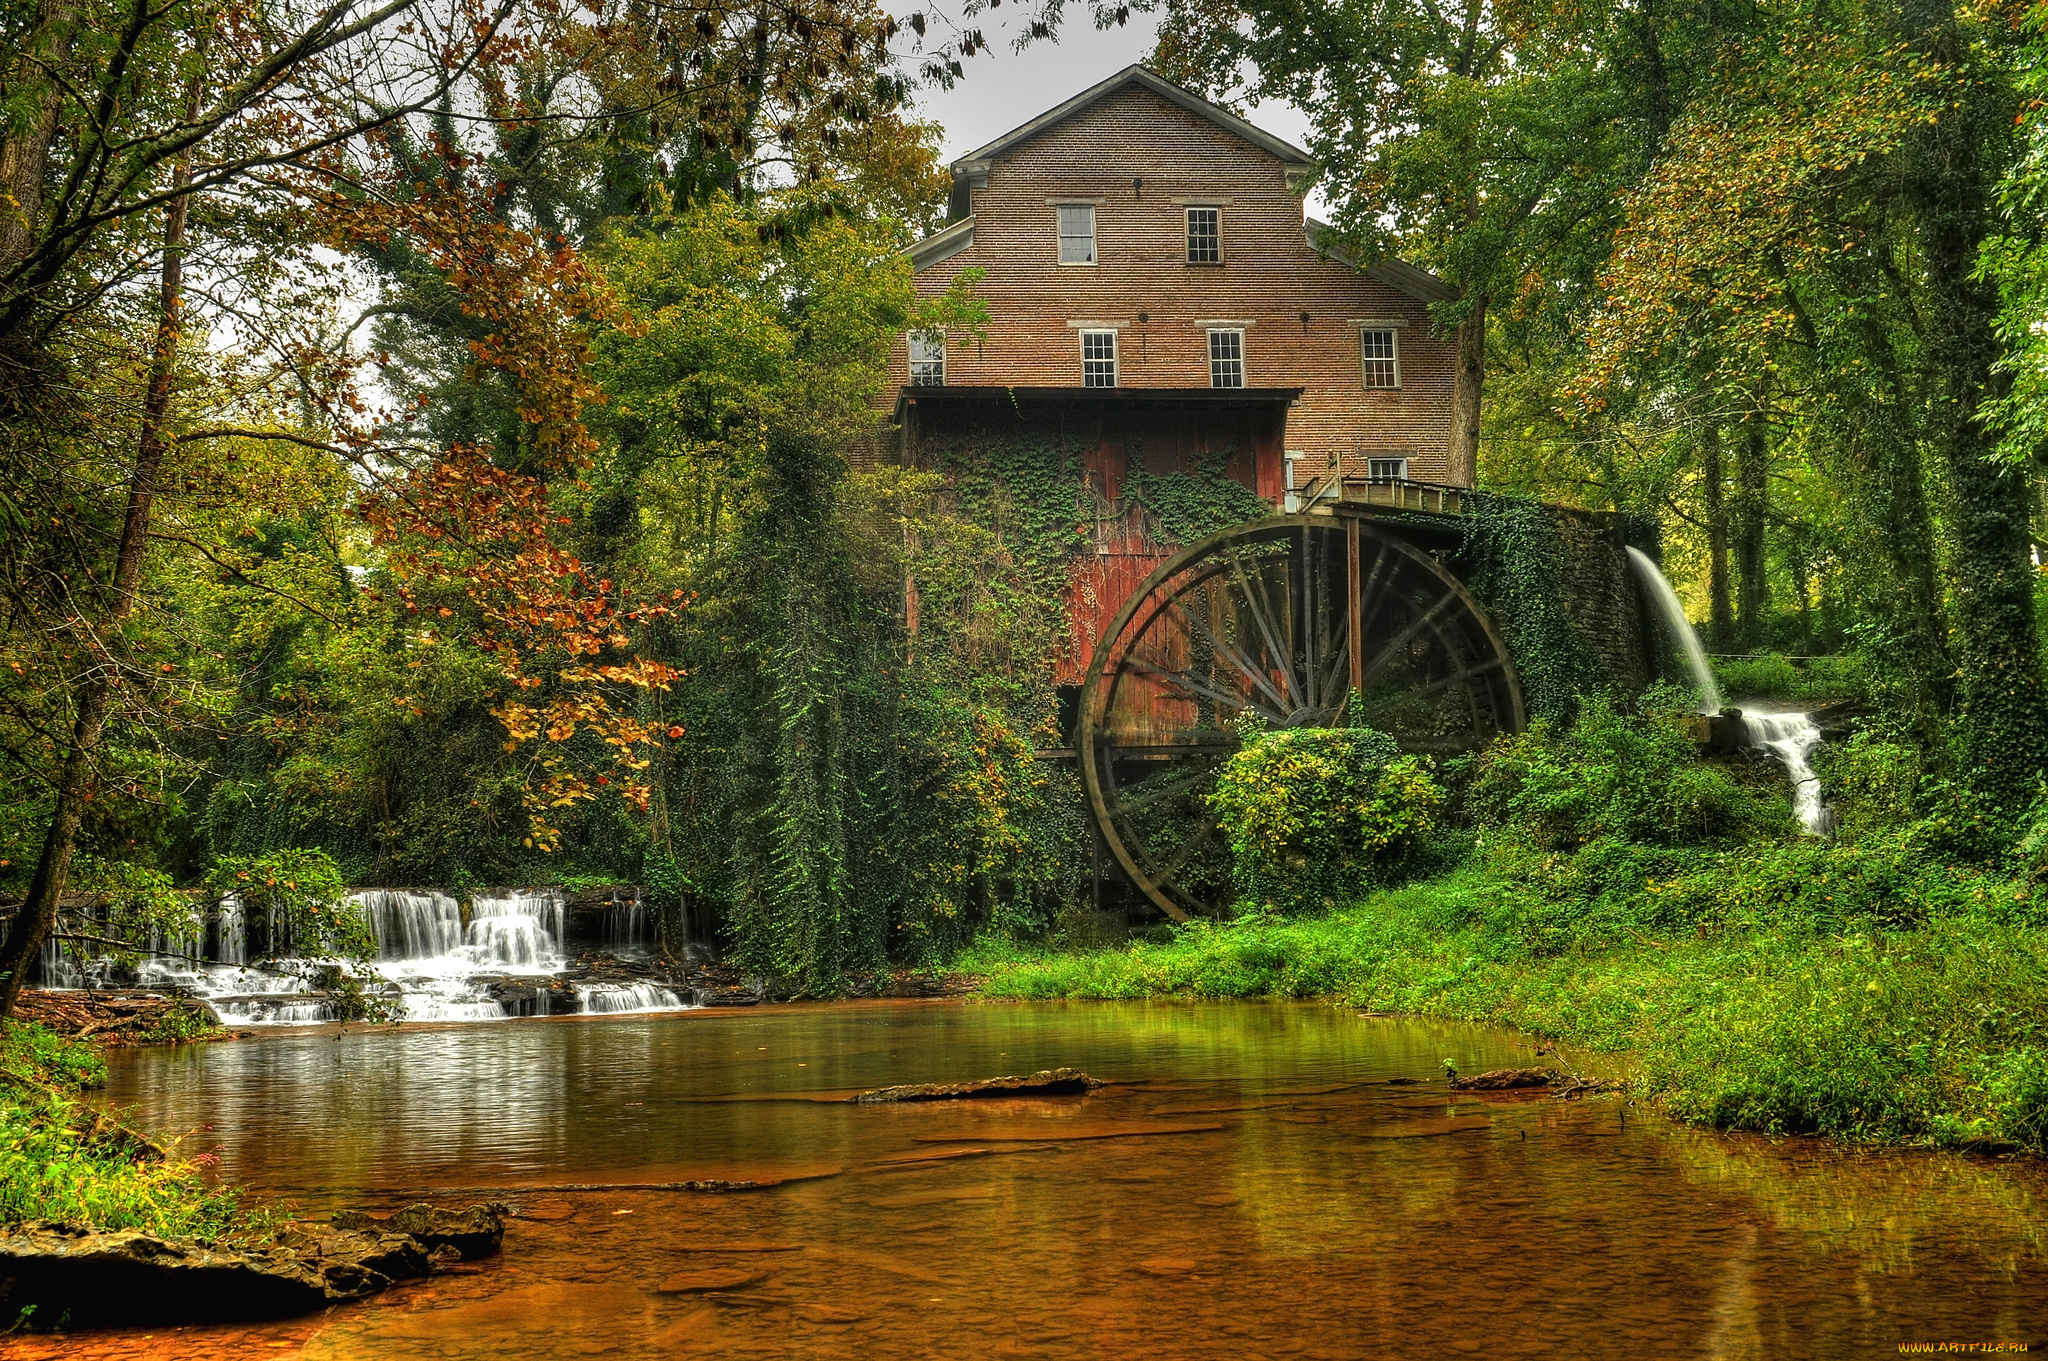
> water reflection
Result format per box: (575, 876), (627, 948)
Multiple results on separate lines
(33, 1000), (2047, 1358)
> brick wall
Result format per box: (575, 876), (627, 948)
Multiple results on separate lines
(888, 85), (1462, 486)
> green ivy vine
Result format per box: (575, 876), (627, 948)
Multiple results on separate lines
(1460, 491), (1605, 725)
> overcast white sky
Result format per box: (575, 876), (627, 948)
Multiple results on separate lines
(898, 10), (1326, 214)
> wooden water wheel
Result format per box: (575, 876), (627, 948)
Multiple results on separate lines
(1076, 515), (1525, 920)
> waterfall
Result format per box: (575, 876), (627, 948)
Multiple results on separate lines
(603, 888), (650, 952)
(577, 982), (686, 1014)
(466, 890), (566, 969)
(1741, 709), (1832, 836)
(29, 881), (690, 1025)
(353, 889), (463, 960)
(1626, 547), (1723, 713)
(216, 894), (247, 966)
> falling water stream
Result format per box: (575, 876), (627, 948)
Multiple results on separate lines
(1627, 546), (1723, 713)
(1627, 547), (1833, 834)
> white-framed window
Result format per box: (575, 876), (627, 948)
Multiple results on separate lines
(908, 329), (945, 387)
(1058, 205), (1097, 264)
(1081, 329), (1118, 387)
(1361, 328), (1400, 388)
(1208, 329), (1244, 388)
(1186, 207), (1220, 263)
(1367, 456), (1409, 482)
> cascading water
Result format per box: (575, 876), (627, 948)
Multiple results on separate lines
(1625, 547), (1833, 836)
(40, 885), (691, 1025)
(603, 888), (651, 953)
(1739, 708), (1832, 836)
(1626, 547), (1723, 713)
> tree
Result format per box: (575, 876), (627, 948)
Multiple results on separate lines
(1137, 0), (1639, 485)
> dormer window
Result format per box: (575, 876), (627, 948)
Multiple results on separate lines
(1187, 207), (1221, 263)
(1058, 205), (1097, 264)
(909, 330), (946, 386)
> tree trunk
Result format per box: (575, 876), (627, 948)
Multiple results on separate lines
(0, 89), (194, 1018)
(1733, 409), (1768, 651)
(1446, 293), (1485, 487)
(0, 0), (78, 283)
(1901, 0), (2048, 806)
(1701, 419), (1733, 650)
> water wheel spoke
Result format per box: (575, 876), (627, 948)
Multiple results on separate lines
(1150, 819), (1220, 882)
(1358, 587), (1464, 691)
(1110, 759), (1224, 815)
(1224, 551), (1303, 706)
(1299, 526), (1319, 711)
(1125, 654), (1284, 723)
(1355, 541), (1394, 632)
(1314, 614), (1351, 708)
(1175, 595), (1294, 715)
(1405, 654), (1507, 704)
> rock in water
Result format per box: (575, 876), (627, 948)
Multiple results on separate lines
(1447, 1067), (1560, 1091)
(850, 1068), (1103, 1104)
(330, 1202), (507, 1259)
(655, 1267), (767, 1293)
(0, 1221), (434, 1328)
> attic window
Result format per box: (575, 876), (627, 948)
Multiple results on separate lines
(1058, 205), (1097, 264)
(1187, 207), (1220, 263)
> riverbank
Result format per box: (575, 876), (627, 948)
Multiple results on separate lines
(0, 1021), (260, 1241)
(966, 842), (2048, 1154)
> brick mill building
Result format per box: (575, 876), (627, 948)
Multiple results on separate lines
(888, 64), (1469, 682)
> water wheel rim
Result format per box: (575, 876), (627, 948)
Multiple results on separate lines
(1078, 514), (1524, 921)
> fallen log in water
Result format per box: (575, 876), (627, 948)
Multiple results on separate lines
(850, 1068), (1104, 1104)
(1447, 1067), (1560, 1091)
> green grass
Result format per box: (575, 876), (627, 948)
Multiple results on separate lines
(1711, 652), (1867, 706)
(965, 840), (2048, 1152)
(0, 1021), (270, 1241)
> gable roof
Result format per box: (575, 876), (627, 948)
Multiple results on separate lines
(950, 65), (1314, 179)
(1306, 220), (1461, 304)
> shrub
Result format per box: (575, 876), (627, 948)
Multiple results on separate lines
(1469, 700), (1785, 849)
(1207, 726), (1441, 914)
(1814, 732), (1922, 838)
(202, 848), (372, 962)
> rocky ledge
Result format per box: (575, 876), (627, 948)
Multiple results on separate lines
(0, 1203), (504, 1330)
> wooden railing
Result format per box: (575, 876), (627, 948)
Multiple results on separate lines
(1290, 475), (1470, 516)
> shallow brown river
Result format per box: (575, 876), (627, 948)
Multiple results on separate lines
(14, 999), (2047, 1358)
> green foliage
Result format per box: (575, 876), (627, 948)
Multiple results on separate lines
(1121, 449), (1272, 546)
(1712, 653), (1868, 706)
(1459, 494), (1603, 723)
(135, 1002), (225, 1046)
(974, 837), (2048, 1152)
(1208, 727), (1440, 913)
(0, 1023), (264, 1239)
(1469, 698), (1787, 849)
(201, 849), (371, 963)
(1814, 731), (1923, 838)
(58, 859), (194, 964)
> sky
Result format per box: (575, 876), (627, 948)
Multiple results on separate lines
(896, 9), (1326, 214)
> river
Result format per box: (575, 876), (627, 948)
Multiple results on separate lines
(21, 999), (2048, 1357)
